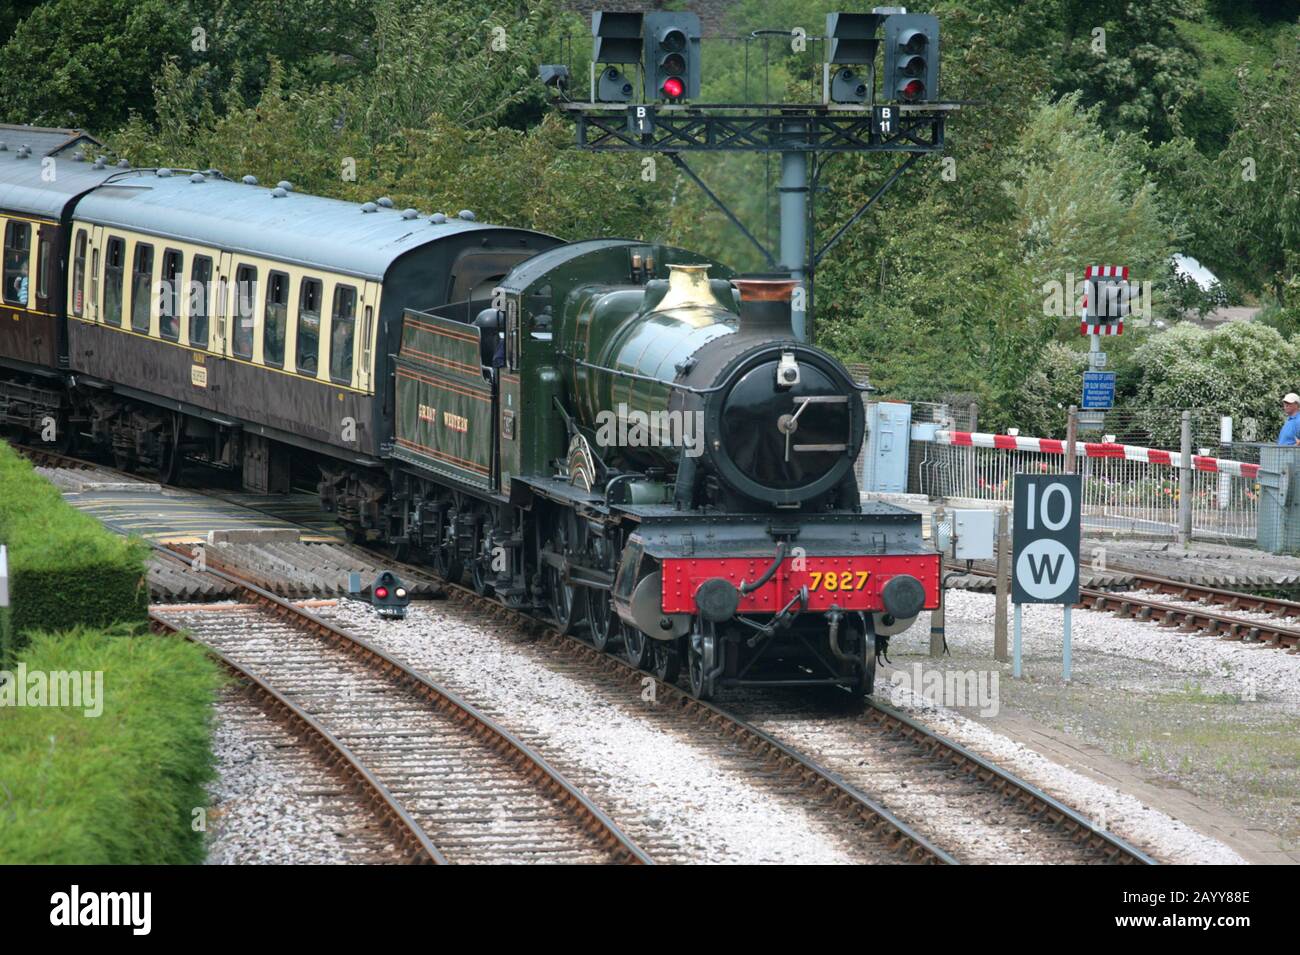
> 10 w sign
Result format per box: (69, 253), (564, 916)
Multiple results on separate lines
(1012, 474), (1081, 604)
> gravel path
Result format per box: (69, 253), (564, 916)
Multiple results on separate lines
(876, 589), (1300, 863)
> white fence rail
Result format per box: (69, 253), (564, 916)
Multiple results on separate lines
(914, 430), (1260, 542)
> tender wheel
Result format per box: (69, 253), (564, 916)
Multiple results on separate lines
(469, 515), (495, 596)
(651, 638), (682, 684)
(622, 620), (654, 670)
(687, 624), (718, 700)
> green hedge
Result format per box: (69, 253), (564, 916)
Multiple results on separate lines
(0, 626), (221, 863)
(0, 443), (148, 662)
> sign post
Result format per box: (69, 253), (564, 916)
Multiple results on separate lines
(1011, 473), (1082, 680)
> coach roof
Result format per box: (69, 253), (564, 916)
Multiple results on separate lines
(0, 124), (115, 219)
(72, 170), (518, 281)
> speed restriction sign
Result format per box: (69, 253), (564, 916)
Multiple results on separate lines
(1011, 474), (1081, 605)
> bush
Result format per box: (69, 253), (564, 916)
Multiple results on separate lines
(0, 626), (220, 863)
(1132, 321), (1300, 445)
(0, 443), (148, 662)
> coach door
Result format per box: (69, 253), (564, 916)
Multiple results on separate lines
(210, 251), (233, 358)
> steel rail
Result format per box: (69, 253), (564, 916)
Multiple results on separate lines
(951, 561), (1300, 651)
(154, 545), (653, 865)
(150, 612), (446, 864)
(862, 697), (1156, 865)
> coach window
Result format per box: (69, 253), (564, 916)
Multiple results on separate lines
(330, 284), (357, 384)
(104, 237), (125, 326)
(159, 249), (182, 341)
(130, 243), (154, 332)
(263, 271), (288, 368)
(37, 233), (51, 301)
(72, 231), (87, 317)
(2, 221), (30, 306)
(296, 277), (322, 375)
(233, 264), (257, 359)
(189, 255), (212, 347)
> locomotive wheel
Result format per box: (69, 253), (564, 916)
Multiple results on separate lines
(847, 619), (877, 702)
(545, 511), (587, 634)
(588, 595), (615, 651)
(687, 624), (718, 700)
(650, 638), (682, 684)
(622, 621), (654, 670)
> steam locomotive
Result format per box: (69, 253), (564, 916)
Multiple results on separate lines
(0, 124), (938, 699)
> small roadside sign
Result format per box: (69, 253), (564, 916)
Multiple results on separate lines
(1012, 474), (1081, 605)
(1082, 370), (1116, 410)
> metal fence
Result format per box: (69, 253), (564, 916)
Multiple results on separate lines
(914, 432), (1261, 544)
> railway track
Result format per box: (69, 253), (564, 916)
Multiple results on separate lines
(151, 550), (651, 865)
(414, 572), (1154, 865)
(152, 619), (443, 864)
(953, 561), (1300, 652)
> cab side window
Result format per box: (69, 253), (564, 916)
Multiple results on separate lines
(296, 277), (322, 375)
(3, 221), (30, 306)
(233, 264), (257, 359)
(263, 271), (288, 368)
(104, 237), (125, 326)
(330, 284), (357, 384)
(189, 255), (212, 347)
(130, 243), (154, 332)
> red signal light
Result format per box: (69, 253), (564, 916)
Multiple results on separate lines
(375, 586), (389, 599)
(901, 79), (924, 101)
(662, 76), (685, 99)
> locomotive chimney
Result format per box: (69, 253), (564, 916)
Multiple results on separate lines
(732, 278), (799, 338)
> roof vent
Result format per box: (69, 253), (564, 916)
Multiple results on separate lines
(271, 186), (288, 198)
(430, 213), (447, 224)
(189, 172), (205, 183)
(276, 180), (293, 192)
(16, 145), (30, 159)
(241, 175), (258, 186)
(361, 201), (378, 214)
(93, 159), (106, 170)
(376, 196), (394, 208)
(117, 159), (130, 168)
(72, 150), (85, 162)
(401, 208), (418, 219)
(458, 209), (476, 221)
(156, 167), (173, 178)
